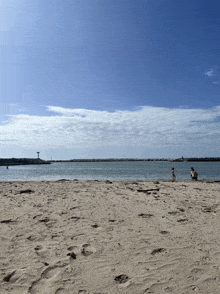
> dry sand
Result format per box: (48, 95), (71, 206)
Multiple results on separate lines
(0, 180), (220, 294)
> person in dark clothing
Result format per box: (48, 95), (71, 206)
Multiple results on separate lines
(171, 167), (176, 181)
(190, 167), (198, 180)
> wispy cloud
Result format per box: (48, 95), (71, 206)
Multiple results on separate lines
(204, 69), (214, 77)
(0, 106), (220, 157)
(1, 105), (220, 158)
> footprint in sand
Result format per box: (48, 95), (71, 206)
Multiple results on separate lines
(138, 213), (154, 218)
(55, 288), (69, 294)
(28, 263), (67, 294)
(114, 274), (129, 284)
(81, 244), (96, 256)
(91, 224), (99, 228)
(34, 245), (43, 251)
(177, 208), (185, 212)
(177, 218), (188, 222)
(151, 248), (166, 255)
(67, 252), (76, 259)
(164, 286), (174, 292)
(144, 283), (164, 293)
(191, 268), (204, 274)
(168, 211), (179, 215)
(0, 219), (17, 224)
(160, 230), (169, 234)
(3, 270), (16, 282)
(67, 246), (77, 251)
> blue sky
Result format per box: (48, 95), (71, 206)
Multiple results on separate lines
(0, 0), (220, 159)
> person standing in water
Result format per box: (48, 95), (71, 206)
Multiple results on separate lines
(171, 167), (176, 181)
(190, 167), (198, 180)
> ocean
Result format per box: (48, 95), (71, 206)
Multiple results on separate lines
(0, 161), (219, 181)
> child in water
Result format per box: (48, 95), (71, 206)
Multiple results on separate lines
(171, 167), (176, 181)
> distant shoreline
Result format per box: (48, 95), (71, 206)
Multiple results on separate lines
(50, 157), (220, 162)
(0, 158), (51, 166)
(1, 157), (220, 166)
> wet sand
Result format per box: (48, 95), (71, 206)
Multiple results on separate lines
(0, 180), (220, 294)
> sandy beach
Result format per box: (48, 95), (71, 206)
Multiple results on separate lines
(0, 180), (220, 294)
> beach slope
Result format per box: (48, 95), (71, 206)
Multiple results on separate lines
(0, 180), (220, 294)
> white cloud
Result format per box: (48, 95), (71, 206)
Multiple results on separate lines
(1, 105), (220, 158)
(204, 69), (214, 77)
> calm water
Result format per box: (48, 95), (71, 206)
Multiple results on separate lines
(0, 161), (219, 181)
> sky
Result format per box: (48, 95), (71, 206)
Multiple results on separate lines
(0, 0), (220, 160)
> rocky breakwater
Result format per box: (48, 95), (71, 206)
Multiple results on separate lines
(0, 158), (51, 166)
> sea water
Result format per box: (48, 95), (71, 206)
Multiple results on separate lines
(0, 161), (219, 181)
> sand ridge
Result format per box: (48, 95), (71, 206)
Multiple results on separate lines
(0, 180), (220, 293)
